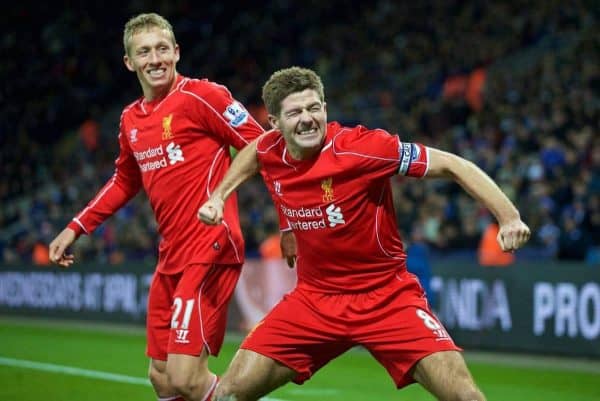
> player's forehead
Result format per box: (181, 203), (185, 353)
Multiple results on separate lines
(128, 27), (174, 50)
(280, 89), (322, 111)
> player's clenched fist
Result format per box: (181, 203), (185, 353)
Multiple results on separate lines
(497, 219), (531, 252)
(198, 196), (225, 225)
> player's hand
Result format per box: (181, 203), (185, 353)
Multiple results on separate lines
(280, 230), (297, 268)
(48, 228), (77, 268)
(198, 196), (225, 225)
(497, 219), (531, 252)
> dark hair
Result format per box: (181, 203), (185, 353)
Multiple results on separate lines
(262, 67), (324, 116)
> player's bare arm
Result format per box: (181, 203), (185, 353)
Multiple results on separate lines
(198, 140), (260, 225)
(48, 227), (77, 267)
(425, 147), (531, 252)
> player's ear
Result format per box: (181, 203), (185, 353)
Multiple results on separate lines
(123, 54), (135, 72)
(173, 44), (180, 63)
(268, 115), (279, 130)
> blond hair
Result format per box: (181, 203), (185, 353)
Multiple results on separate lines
(262, 67), (325, 116)
(123, 13), (176, 55)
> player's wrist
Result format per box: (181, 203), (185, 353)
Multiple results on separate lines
(210, 194), (225, 208)
(66, 221), (84, 237)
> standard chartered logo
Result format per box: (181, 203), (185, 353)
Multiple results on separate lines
(135, 142), (184, 172)
(167, 142), (184, 165)
(282, 203), (346, 231)
(326, 204), (345, 227)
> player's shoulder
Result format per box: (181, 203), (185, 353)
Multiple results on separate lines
(119, 97), (143, 120)
(180, 77), (231, 99)
(330, 122), (394, 150)
(256, 129), (285, 154)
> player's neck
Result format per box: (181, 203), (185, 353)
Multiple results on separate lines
(287, 145), (321, 161)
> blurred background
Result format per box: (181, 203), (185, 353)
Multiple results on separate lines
(1, 0), (598, 266)
(1, 1), (599, 400)
(2, 0), (600, 350)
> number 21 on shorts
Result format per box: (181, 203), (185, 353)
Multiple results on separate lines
(172, 297), (194, 344)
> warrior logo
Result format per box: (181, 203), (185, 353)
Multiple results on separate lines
(129, 128), (138, 143)
(175, 329), (189, 343)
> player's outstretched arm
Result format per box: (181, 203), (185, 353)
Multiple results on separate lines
(425, 147), (530, 252)
(198, 140), (260, 225)
(48, 228), (78, 267)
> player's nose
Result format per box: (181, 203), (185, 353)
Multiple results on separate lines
(299, 109), (313, 124)
(149, 49), (161, 63)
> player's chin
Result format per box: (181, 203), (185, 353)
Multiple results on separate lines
(297, 136), (323, 149)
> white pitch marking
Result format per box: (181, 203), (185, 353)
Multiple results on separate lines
(0, 356), (151, 386)
(0, 356), (293, 400)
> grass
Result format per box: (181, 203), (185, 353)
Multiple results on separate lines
(0, 317), (599, 400)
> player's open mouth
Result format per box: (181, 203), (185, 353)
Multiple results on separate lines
(148, 69), (166, 78)
(297, 128), (317, 136)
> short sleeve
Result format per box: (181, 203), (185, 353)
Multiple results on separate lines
(332, 126), (429, 180)
(398, 142), (429, 177)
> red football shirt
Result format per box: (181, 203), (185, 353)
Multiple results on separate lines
(256, 122), (429, 292)
(68, 75), (264, 274)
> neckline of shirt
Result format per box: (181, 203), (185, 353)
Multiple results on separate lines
(139, 74), (186, 114)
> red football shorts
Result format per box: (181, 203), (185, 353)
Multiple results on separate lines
(146, 263), (242, 360)
(241, 270), (461, 388)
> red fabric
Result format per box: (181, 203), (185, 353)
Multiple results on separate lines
(241, 270), (460, 387)
(256, 122), (430, 292)
(69, 75), (264, 273)
(146, 263), (242, 360)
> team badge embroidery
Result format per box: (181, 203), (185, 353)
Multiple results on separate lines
(321, 177), (334, 202)
(162, 113), (173, 140)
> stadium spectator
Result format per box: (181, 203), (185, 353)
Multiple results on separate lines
(406, 227), (435, 305)
(32, 240), (50, 266)
(478, 222), (516, 266)
(557, 215), (590, 261)
(46, 13), (292, 401)
(2, 1), (597, 265)
(198, 67), (530, 401)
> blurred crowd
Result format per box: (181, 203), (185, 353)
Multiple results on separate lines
(1, 1), (598, 266)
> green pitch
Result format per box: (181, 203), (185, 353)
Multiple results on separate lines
(0, 317), (598, 401)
